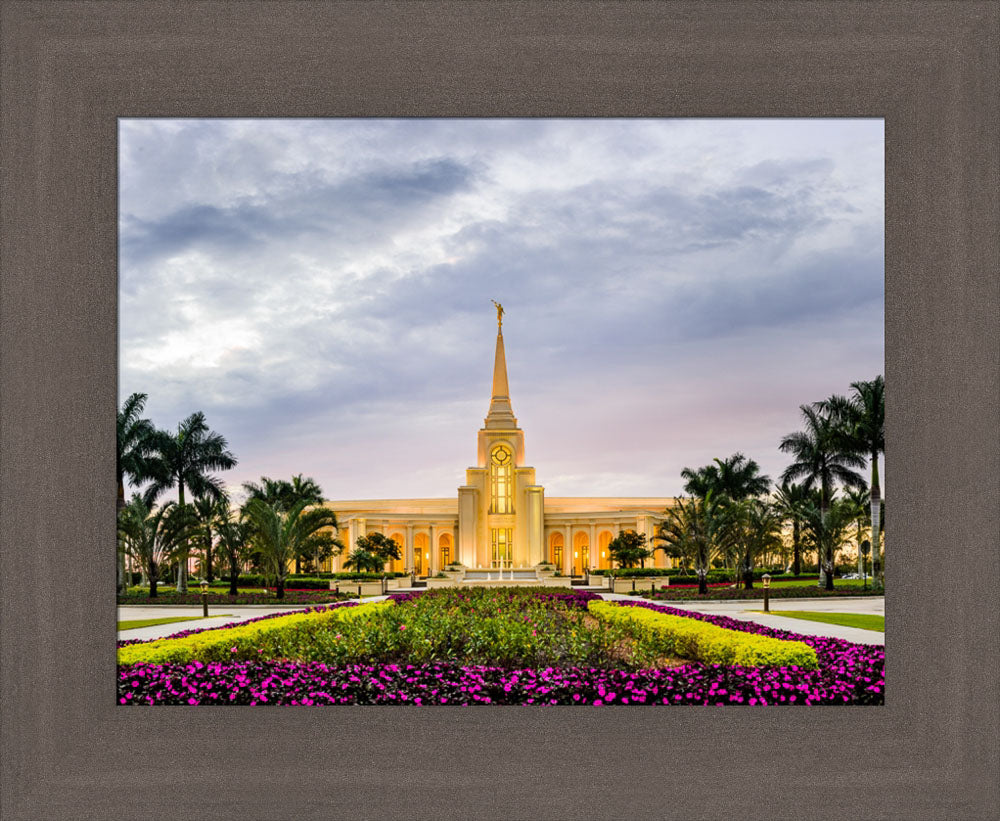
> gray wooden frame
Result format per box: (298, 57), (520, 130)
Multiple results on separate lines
(2, 2), (997, 819)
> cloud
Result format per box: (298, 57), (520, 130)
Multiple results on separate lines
(120, 118), (884, 499)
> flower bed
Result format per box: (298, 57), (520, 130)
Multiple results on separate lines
(117, 589), (883, 706)
(646, 586), (882, 601)
(117, 590), (352, 606)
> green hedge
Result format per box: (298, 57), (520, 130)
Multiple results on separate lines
(117, 602), (390, 665)
(588, 601), (818, 669)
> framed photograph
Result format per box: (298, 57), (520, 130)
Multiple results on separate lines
(2, 3), (996, 819)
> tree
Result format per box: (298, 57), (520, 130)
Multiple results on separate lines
(243, 474), (326, 573)
(820, 376), (885, 589)
(607, 530), (652, 569)
(732, 499), (784, 589)
(117, 496), (198, 598)
(655, 495), (718, 593)
(842, 487), (871, 576)
(214, 506), (254, 596)
(242, 498), (339, 599)
(143, 412), (237, 592)
(801, 495), (853, 585)
(117, 392), (158, 593)
(342, 547), (386, 574)
(355, 533), (401, 571)
(773, 480), (811, 576)
(191, 493), (229, 582)
(779, 404), (867, 590)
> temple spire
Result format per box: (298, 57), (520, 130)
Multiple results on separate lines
(485, 303), (517, 428)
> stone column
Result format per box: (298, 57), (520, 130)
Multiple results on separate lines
(429, 524), (436, 575)
(563, 526), (573, 576)
(589, 523), (596, 571)
(405, 524), (414, 574)
(453, 525), (460, 566)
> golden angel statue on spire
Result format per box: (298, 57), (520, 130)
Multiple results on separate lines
(491, 299), (504, 328)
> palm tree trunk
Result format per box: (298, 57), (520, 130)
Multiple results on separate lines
(275, 576), (285, 600)
(149, 560), (158, 598)
(176, 482), (188, 593)
(792, 520), (801, 576)
(870, 459), (882, 590)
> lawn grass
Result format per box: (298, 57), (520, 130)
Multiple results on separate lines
(117, 615), (232, 631)
(767, 578), (872, 589)
(763, 611), (885, 632)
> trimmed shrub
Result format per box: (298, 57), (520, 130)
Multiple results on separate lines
(588, 601), (818, 669)
(117, 601), (390, 665)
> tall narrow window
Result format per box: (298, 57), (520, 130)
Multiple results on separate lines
(491, 528), (513, 566)
(489, 445), (513, 514)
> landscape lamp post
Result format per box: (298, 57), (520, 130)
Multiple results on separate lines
(199, 579), (209, 618)
(762, 574), (771, 613)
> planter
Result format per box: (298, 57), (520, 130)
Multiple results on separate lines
(539, 576), (573, 588)
(611, 577), (670, 595)
(425, 577), (455, 589)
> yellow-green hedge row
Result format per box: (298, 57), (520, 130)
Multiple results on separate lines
(588, 601), (818, 669)
(118, 602), (390, 665)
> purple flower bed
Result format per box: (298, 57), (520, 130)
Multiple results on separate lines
(116, 602), (360, 648)
(648, 586), (881, 601)
(117, 597), (882, 706)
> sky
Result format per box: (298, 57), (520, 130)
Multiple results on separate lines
(119, 118), (884, 502)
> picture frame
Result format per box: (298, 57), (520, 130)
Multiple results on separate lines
(2, 2), (996, 819)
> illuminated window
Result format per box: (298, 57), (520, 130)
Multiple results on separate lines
(491, 528), (513, 566)
(489, 445), (513, 513)
(550, 532), (564, 567)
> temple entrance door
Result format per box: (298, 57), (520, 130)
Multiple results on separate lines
(573, 531), (590, 576)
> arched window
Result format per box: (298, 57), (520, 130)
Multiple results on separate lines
(550, 532), (564, 568)
(489, 445), (514, 514)
(439, 533), (453, 567)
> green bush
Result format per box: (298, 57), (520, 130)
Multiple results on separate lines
(117, 602), (390, 665)
(588, 601), (818, 669)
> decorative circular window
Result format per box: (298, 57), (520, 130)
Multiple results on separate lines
(491, 446), (511, 466)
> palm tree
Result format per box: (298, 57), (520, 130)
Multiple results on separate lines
(822, 376), (885, 588)
(842, 487), (871, 576)
(242, 475), (328, 572)
(117, 392), (157, 592)
(800, 495), (853, 585)
(655, 495), (718, 593)
(215, 504), (253, 596)
(191, 493), (229, 582)
(681, 452), (771, 502)
(143, 412), (237, 592)
(737, 499), (784, 589)
(343, 547), (385, 575)
(773, 480), (811, 576)
(242, 499), (339, 599)
(780, 405), (867, 589)
(117, 496), (198, 598)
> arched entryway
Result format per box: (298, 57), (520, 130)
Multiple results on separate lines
(549, 532), (564, 569)
(597, 530), (613, 570)
(389, 532), (405, 573)
(414, 533), (429, 576)
(439, 532), (453, 568)
(573, 531), (590, 575)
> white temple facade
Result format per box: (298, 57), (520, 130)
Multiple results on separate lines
(324, 316), (674, 577)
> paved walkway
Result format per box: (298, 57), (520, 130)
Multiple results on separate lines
(118, 605), (316, 641)
(600, 593), (885, 645)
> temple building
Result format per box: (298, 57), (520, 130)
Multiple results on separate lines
(324, 309), (675, 576)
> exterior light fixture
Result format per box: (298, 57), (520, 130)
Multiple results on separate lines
(199, 579), (209, 617)
(762, 573), (771, 612)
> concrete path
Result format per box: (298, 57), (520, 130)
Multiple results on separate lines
(118, 605), (315, 641)
(599, 593), (885, 645)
